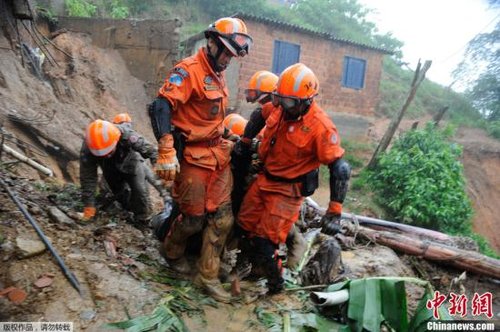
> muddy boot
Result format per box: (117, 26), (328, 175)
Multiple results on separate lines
(197, 204), (233, 303)
(285, 224), (307, 270)
(158, 244), (191, 274)
(194, 274), (231, 303)
(161, 214), (204, 274)
(251, 237), (284, 294)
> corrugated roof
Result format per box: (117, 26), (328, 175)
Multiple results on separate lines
(233, 12), (393, 54)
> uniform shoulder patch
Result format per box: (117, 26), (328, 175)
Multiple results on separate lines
(168, 73), (184, 87)
(330, 132), (338, 144)
(173, 67), (189, 78)
(204, 75), (213, 84)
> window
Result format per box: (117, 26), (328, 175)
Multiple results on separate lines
(272, 40), (300, 74)
(342, 56), (366, 89)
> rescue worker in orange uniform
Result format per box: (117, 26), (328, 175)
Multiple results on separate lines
(80, 119), (157, 223)
(237, 63), (351, 293)
(233, 70), (308, 271)
(148, 17), (252, 303)
(231, 70), (278, 216)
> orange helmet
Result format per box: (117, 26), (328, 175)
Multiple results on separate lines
(112, 113), (132, 124)
(85, 120), (121, 157)
(205, 17), (253, 57)
(276, 63), (319, 99)
(245, 70), (279, 103)
(223, 113), (248, 136)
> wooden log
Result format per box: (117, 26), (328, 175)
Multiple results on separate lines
(358, 226), (500, 279)
(304, 197), (451, 241)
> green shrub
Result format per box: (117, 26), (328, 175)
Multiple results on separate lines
(367, 123), (473, 234)
(470, 234), (500, 259)
(65, 0), (96, 17)
(486, 120), (500, 139)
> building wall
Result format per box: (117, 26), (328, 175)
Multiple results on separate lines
(238, 20), (385, 116)
(56, 17), (182, 96)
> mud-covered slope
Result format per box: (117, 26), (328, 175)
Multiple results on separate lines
(455, 127), (500, 252)
(0, 30), (154, 181)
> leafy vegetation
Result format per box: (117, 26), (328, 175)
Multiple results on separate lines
(454, 22), (499, 121)
(367, 123), (473, 234)
(64, 0), (96, 17)
(105, 283), (218, 331)
(250, 277), (451, 332)
(363, 124), (498, 257)
(326, 277), (452, 332)
(105, 294), (186, 331)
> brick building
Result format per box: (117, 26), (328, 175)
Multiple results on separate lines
(182, 13), (392, 117)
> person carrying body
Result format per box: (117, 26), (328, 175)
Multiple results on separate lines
(148, 17), (253, 303)
(237, 63), (351, 294)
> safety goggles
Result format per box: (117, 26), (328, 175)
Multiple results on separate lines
(245, 89), (263, 103)
(271, 92), (302, 109)
(218, 33), (253, 57)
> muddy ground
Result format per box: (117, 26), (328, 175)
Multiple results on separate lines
(1, 174), (499, 331)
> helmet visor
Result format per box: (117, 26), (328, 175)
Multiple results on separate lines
(218, 33), (253, 57)
(271, 92), (300, 110)
(245, 89), (261, 103)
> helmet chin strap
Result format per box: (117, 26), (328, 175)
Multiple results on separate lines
(206, 37), (225, 72)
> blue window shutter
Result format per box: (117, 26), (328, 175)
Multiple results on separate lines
(272, 40), (300, 74)
(342, 56), (366, 89)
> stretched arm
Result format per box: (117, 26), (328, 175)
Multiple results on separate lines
(79, 143), (98, 219)
(321, 158), (351, 235)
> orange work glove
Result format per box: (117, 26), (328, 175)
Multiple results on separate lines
(155, 134), (179, 182)
(83, 206), (96, 221)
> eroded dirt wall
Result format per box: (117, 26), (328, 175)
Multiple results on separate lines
(55, 16), (182, 96)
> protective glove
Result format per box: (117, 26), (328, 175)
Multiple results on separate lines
(233, 138), (252, 158)
(223, 127), (241, 142)
(250, 138), (261, 153)
(82, 206), (96, 221)
(155, 134), (179, 182)
(320, 201), (342, 235)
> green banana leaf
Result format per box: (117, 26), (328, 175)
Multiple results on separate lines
(324, 277), (445, 332)
(289, 312), (346, 332)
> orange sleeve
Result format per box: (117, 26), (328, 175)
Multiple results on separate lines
(315, 125), (345, 165)
(158, 65), (193, 110)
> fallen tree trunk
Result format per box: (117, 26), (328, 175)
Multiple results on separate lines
(342, 213), (451, 242)
(304, 197), (451, 241)
(358, 226), (500, 279)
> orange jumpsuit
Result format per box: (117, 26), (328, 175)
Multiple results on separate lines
(238, 101), (344, 244)
(158, 47), (234, 216)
